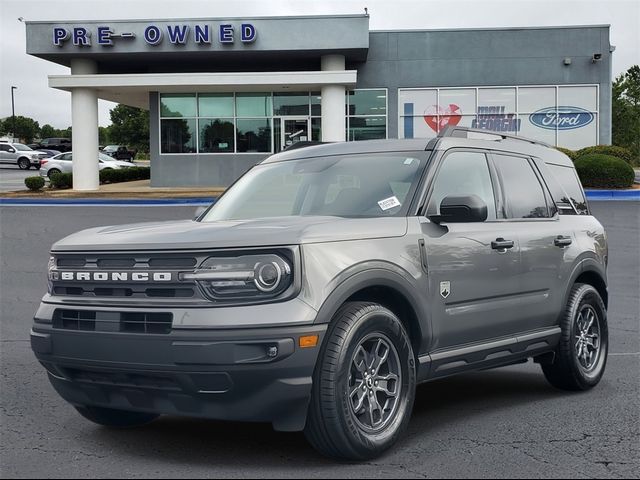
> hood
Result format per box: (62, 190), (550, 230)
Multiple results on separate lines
(52, 216), (409, 252)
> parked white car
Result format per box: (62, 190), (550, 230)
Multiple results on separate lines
(0, 141), (49, 169)
(40, 152), (133, 178)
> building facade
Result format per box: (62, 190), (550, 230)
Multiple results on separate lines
(25, 15), (613, 189)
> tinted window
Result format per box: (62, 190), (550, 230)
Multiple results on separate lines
(547, 164), (589, 215)
(493, 155), (549, 219)
(0, 144), (12, 152)
(427, 151), (497, 220)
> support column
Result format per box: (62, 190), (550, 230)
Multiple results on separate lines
(320, 55), (346, 142)
(70, 59), (99, 190)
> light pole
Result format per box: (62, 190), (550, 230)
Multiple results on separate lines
(11, 86), (17, 141)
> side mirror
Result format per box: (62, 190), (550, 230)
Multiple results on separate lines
(193, 206), (207, 220)
(430, 195), (488, 224)
(8, 148), (15, 153)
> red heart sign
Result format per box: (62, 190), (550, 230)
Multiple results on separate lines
(424, 104), (462, 132)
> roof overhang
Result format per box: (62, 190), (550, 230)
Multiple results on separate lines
(48, 70), (359, 108)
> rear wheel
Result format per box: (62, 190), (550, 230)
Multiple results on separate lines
(18, 158), (31, 170)
(75, 406), (159, 428)
(542, 283), (608, 391)
(47, 168), (61, 178)
(305, 302), (416, 460)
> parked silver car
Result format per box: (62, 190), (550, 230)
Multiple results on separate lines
(0, 141), (49, 169)
(39, 152), (133, 178)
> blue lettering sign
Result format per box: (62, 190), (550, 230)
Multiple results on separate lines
(472, 106), (521, 132)
(241, 23), (256, 43)
(219, 24), (234, 43)
(53, 27), (70, 46)
(72, 27), (91, 46)
(529, 106), (594, 130)
(97, 26), (114, 46)
(167, 25), (189, 44)
(194, 24), (210, 44)
(144, 25), (162, 45)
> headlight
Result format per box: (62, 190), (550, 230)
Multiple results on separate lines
(181, 253), (293, 302)
(47, 256), (57, 293)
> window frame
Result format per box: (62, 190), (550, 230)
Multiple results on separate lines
(346, 88), (389, 141)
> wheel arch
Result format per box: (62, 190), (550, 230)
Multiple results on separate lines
(565, 257), (608, 309)
(314, 267), (430, 357)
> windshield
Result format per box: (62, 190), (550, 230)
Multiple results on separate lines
(13, 144), (32, 151)
(99, 153), (116, 162)
(201, 152), (425, 221)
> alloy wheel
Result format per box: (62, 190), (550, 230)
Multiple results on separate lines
(574, 305), (601, 372)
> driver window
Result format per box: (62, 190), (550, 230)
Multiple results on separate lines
(427, 151), (497, 220)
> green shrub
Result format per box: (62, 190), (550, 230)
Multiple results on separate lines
(574, 153), (635, 189)
(49, 172), (73, 189)
(25, 176), (45, 191)
(555, 147), (578, 161)
(99, 167), (150, 184)
(576, 145), (637, 166)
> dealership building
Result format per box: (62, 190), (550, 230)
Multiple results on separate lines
(25, 15), (613, 189)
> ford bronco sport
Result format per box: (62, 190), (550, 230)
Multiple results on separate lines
(31, 127), (609, 460)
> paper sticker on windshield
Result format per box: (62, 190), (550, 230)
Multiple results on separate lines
(404, 158), (415, 165)
(378, 196), (402, 211)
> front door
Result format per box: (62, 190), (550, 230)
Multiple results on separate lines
(422, 149), (522, 351)
(274, 117), (309, 153)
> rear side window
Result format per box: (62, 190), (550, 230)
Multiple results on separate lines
(547, 163), (589, 215)
(492, 154), (550, 219)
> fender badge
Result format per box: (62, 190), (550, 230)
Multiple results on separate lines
(440, 281), (451, 299)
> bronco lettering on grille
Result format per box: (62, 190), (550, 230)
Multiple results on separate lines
(57, 272), (174, 282)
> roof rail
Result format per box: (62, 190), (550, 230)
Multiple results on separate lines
(438, 126), (552, 148)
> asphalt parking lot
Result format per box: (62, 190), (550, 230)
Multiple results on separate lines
(0, 166), (38, 192)
(0, 202), (638, 478)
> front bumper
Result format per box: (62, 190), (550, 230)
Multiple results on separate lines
(31, 304), (326, 432)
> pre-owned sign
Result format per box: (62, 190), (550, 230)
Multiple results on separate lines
(52, 23), (257, 47)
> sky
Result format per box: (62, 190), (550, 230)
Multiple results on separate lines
(0, 0), (638, 128)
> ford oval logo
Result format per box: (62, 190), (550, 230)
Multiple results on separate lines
(529, 106), (594, 130)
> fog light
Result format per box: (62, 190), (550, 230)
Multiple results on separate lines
(267, 346), (278, 358)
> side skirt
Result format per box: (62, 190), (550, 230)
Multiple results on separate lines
(416, 327), (561, 383)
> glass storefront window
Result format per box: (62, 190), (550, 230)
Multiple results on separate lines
(236, 119), (272, 152)
(160, 94), (197, 117)
(311, 118), (322, 141)
(161, 118), (197, 153)
(347, 90), (387, 116)
(274, 93), (310, 116)
(311, 92), (322, 116)
(198, 94), (234, 117)
(348, 116), (386, 141)
(236, 93), (272, 117)
(199, 119), (235, 153)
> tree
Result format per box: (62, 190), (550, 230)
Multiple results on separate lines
(612, 65), (640, 161)
(0, 116), (40, 143)
(99, 126), (112, 145)
(40, 124), (57, 139)
(109, 105), (149, 153)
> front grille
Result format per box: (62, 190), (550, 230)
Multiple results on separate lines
(51, 253), (203, 301)
(53, 309), (173, 334)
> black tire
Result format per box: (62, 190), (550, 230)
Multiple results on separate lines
(75, 406), (159, 428)
(305, 302), (416, 460)
(542, 283), (608, 391)
(18, 158), (31, 170)
(47, 168), (61, 178)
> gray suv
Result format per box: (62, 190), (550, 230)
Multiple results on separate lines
(31, 127), (609, 460)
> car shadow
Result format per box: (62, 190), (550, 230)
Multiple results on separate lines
(76, 365), (567, 467)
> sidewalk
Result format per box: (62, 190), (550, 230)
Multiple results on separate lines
(1, 180), (225, 199)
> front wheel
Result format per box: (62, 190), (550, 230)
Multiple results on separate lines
(305, 302), (416, 460)
(542, 283), (608, 391)
(75, 406), (159, 428)
(18, 158), (31, 170)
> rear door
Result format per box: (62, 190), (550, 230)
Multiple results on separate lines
(489, 152), (577, 333)
(0, 144), (14, 164)
(421, 149), (522, 350)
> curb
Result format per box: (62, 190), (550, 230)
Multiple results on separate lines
(585, 190), (640, 200)
(0, 197), (217, 206)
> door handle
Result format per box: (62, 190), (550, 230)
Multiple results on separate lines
(491, 238), (515, 250)
(554, 235), (573, 247)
